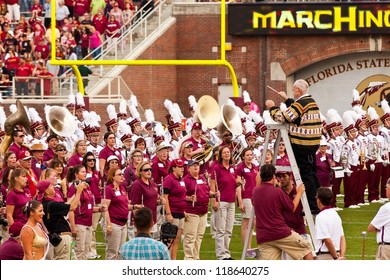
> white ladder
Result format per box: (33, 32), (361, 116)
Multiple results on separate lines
(241, 123), (316, 260)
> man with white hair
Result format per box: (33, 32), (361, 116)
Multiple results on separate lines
(265, 79), (322, 214)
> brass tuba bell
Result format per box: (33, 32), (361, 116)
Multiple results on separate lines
(45, 106), (77, 137)
(0, 99), (31, 156)
(196, 95), (221, 129)
(221, 103), (243, 136)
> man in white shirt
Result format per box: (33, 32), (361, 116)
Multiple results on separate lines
(315, 187), (346, 260)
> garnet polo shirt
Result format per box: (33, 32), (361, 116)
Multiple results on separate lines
(99, 145), (123, 169)
(253, 182), (294, 244)
(183, 174), (210, 215)
(210, 163), (237, 203)
(105, 183), (129, 226)
(282, 187), (306, 235)
(151, 157), (170, 187)
(6, 188), (32, 224)
(236, 161), (258, 199)
(67, 185), (94, 226)
(163, 173), (186, 215)
(129, 179), (158, 223)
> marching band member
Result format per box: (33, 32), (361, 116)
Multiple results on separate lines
(118, 119), (133, 167)
(249, 110), (266, 148)
(326, 109), (344, 208)
(180, 140), (194, 176)
(117, 99), (128, 121)
(186, 95), (197, 134)
(28, 107), (46, 144)
(30, 141), (47, 180)
(353, 106), (369, 205)
(244, 120), (260, 166)
(366, 106), (385, 203)
(8, 129), (29, 159)
(163, 159), (186, 260)
(182, 159), (214, 260)
(144, 109), (156, 155)
(316, 137), (333, 188)
(85, 111), (103, 171)
(236, 147), (258, 258)
(379, 99), (390, 201)
(67, 140), (88, 168)
(340, 111), (360, 209)
(242, 90), (252, 114)
(98, 131), (123, 179)
(210, 146), (240, 260)
(105, 104), (122, 148)
(128, 103), (143, 142)
(74, 92), (86, 141)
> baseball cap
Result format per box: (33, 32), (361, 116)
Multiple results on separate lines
(187, 159), (199, 167)
(9, 222), (24, 237)
(170, 159), (184, 169)
(36, 180), (51, 201)
(18, 151), (33, 161)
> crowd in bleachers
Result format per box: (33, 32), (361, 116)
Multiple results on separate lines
(0, 0), (142, 97)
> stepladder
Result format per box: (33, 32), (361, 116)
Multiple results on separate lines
(241, 123), (317, 260)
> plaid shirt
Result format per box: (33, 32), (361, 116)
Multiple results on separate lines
(120, 233), (171, 260)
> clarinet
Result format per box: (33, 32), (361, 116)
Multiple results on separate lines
(193, 183), (197, 208)
(214, 170), (222, 218)
(160, 176), (166, 221)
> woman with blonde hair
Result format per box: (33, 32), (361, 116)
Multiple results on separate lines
(102, 167), (131, 260)
(20, 200), (49, 260)
(68, 140), (88, 167)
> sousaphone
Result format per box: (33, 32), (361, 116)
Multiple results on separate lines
(46, 106), (77, 137)
(0, 100), (31, 156)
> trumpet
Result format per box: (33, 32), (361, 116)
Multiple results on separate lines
(360, 149), (367, 170)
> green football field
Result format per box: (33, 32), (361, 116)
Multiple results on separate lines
(94, 194), (385, 260)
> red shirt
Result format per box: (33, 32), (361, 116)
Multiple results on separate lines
(253, 182), (294, 243)
(67, 152), (84, 167)
(105, 183), (128, 226)
(6, 188), (32, 224)
(163, 173), (186, 215)
(5, 56), (20, 71)
(30, 4), (43, 16)
(74, 0), (90, 16)
(210, 163), (237, 202)
(106, 20), (121, 37)
(8, 142), (29, 158)
(151, 156), (171, 188)
(183, 173), (210, 215)
(67, 184), (94, 226)
(92, 15), (107, 35)
(236, 161), (258, 199)
(129, 179), (158, 223)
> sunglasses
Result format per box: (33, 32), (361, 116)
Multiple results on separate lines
(57, 149), (66, 152)
(87, 158), (96, 162)
(17, 135), (25, 138)
(223, 134), (233, 137)
(141, 168), (152, 172)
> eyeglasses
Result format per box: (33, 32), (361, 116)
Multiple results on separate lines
(110, 161), (119, 164)
(133, 154), (143, 158)
(17, 135), (25, 138)
(87, 158), (96, 162)
(279, 143), (285, 146)
(141, 168), (152, 172)
(223, 134), (233, 138)
(57, 149), (66, 152)
(115, 173), (124, 176)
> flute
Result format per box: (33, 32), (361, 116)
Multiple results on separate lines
(192, 183), (197, 208)
(214, 170), (222, 217)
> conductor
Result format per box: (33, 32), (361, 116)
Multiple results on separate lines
(265, 79), (322, 214)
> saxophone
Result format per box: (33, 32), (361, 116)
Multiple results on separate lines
(341, 149), (353, 176)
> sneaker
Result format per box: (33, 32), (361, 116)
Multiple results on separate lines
(357, 203), (365, 206)
(371, 199), (380, 203)
(348, 205), (359, 209)
(380, 198), (389, 202)
(246, 250), (256, 258)
(252, 231), (256, 236)
(336, 194), (345, 197)
(334, 207), (343, 211)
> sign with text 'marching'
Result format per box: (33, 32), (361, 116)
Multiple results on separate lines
(228, 2), (390, 35)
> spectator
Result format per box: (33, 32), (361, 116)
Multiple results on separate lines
(109, 2), (125, 25)
(14, 57), (33, 96)
(106, 15), (121, 55)
(64, 0), (74, 18)
(80, 12), (93, 26)
(253, 164), (313, 260)
(92, 10), (107, 37)
(43, 0), (51, 28)
(5, 50), (19, 78)
(315, 187), (346, 260)
(123, 1), (135, 28)
(91, 0), (106, 17)
(18, 34), (34, 59)
(36, 66), (53, 96)
(6, 0), (20, 22)
(34, 38), (50, 60)
(19, 0), (31, 15)
(30, 0), (43, 17)
(88, 25), (103, 60)
(32, 61), (44, 96)
(74, 0), (91, 19)
(56, 0), (69, 28)
(367, 178), (390, 260)
(0, 221), (24, 260)
(0, 74), (11, 97)
(120, 207), (170, 260)
(4, 32), (18, 54)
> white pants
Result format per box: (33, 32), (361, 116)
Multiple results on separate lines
(7, 4), (20, 21)
(74, 224), (92, 260)
(214, 201), (235, 260)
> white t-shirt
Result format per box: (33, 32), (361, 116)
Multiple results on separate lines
(315, 207), (344, 252)
(370, 202), (390, 244)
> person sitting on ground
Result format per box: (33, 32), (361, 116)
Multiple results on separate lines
(120, 207), (170, 260)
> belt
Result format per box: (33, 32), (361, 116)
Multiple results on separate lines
(379, 242), (390, 245)
(60, 232), (72, 236)
(316, 250), (339, 255)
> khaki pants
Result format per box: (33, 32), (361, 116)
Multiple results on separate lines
(214, 201), (235, 260)
(105, 223), (127, 260)
(53, 234), (73, 260)
(87, 207), (101, 257)
(376, 244), (390, 260)
(183, 213), (207, 260)
(258, 231), (312, 260)
(74, 224), (92, 260)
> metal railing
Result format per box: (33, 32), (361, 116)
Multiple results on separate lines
(6, 76), (130, 103)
